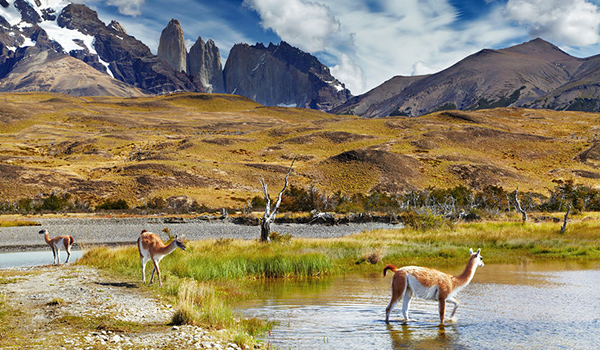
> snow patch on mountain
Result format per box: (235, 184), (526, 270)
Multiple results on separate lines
(1, 0), (115, 76)
(1, 1), (23, 26)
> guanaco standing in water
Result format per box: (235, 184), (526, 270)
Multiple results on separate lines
(383, 248), (484, 324)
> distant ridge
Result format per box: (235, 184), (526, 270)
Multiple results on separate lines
(331, 38), (600, 117)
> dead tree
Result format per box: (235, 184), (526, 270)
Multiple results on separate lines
(258, 158), (295, 242)
(560, 204), (571, 234)
(514, 187), (527, 222)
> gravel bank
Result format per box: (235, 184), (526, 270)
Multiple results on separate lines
(0, 217), (401, 252)
(0, 265), (254, 349)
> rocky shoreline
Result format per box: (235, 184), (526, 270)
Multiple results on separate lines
(0, 265), (254, 349)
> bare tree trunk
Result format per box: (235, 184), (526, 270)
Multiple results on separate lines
(260, 218), (271, 242)
(560, 204), (571, 234)
(258, 158), (296, 242)
(514, 187), (527, 222)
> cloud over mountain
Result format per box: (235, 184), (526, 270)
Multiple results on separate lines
(243, 0), (340, 52)
(505, 0), (600, 46)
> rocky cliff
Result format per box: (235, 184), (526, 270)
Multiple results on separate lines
(157, 18), (187, 73)
(223, 41), (351, 110)
(0, 1), (203, 95)
(187, 36), (224, 93)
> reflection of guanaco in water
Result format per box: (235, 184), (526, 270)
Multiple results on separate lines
(383, 248), (484, 324)
(39, 229), (74, 265)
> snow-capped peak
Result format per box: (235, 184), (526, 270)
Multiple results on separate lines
(1, 0), (114, 77)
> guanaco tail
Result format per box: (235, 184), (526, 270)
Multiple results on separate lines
(137, 230), (186, 287)
(383, 248), (484, 324)
(39, 229), (74, 265)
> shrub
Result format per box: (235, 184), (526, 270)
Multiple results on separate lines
(96, 198), (129, 210)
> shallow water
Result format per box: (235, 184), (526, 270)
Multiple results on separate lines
(238, 261), (600, 349)
(0, 250), (84, 269)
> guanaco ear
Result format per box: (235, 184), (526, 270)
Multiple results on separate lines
(477, 248), (481, 255)
(469, 248), (474, 255)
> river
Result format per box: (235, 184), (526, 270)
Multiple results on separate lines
(237, 261), (600, 349)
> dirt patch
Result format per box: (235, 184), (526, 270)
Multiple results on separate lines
(438, 111), (484, 124)
(572, 170), (600, 179)
(283, 131), (375, 144)
(427, 126), (551, 144)
(449, 163), (526, 189)
(575, 142), (600, 167)
(119, 164), (211, 192)
(325, 149), (421, 192)
(50, 139), (99, 156)
(0, 265), (242, 349)
(245, 163), (291, 173)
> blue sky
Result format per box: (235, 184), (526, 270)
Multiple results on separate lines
(79, 0), (600, 95)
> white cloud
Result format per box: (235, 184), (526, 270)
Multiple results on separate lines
(78, 0), (145, 16)
(330, 53), (364, 94)
(243, 0), (340, 52)
(505, 0), (600, 46)
(309, 0), (523, 94)
(106, 0), (145, 16)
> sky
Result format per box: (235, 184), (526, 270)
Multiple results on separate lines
(77, 0), (600, 95)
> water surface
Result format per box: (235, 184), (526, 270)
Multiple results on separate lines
(238, 261), (600, 349)
(0, 250), (83, 269)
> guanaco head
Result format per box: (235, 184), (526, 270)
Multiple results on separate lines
(39, 229), (49, 235)
(469, 248), (484, 267)
(174, 235), (187, 251)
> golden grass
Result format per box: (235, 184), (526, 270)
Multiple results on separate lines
(1, 92), (599, 208)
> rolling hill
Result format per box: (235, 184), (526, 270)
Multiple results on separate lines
(0, 91), (598, 209)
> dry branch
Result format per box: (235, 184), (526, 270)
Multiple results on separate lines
(514, 187), (527, 222)
(560, 204), (571, 234)
(259, 157), (296, 242)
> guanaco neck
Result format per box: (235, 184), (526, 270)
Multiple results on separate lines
(155, 239), (178, 256)
(43, 232), (52, 244)
(452, 256), (478, 289)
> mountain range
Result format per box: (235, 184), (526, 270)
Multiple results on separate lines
(2, 1), (600, 117)
(333, 38), (600, 117)
(0, 0), (351, 110)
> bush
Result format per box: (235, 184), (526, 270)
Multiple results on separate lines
(38, 192), (72, 212)
(96, 198), (129, 210)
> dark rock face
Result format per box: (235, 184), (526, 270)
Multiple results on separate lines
(58, 5), (202, 94)
(14, 0), (41, 24)
(188, 36), (224, 93)
(157, 19), (187, 73)
(223, 41), (350, 110)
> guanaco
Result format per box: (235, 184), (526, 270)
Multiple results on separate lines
(137, 230), (186, 287)
(38, 229), (74, 265)
(383, 248), (484, 324)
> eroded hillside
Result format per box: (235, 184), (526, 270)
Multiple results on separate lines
(0, 92), (598, 209)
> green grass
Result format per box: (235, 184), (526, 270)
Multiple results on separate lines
(0, 220), (41, 227)
(77, 217), (600, 347)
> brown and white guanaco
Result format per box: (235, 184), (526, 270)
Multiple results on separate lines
(383, 248), (484, 324)
(39, 229), (74, 265)
(137, 230), (186, 287)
